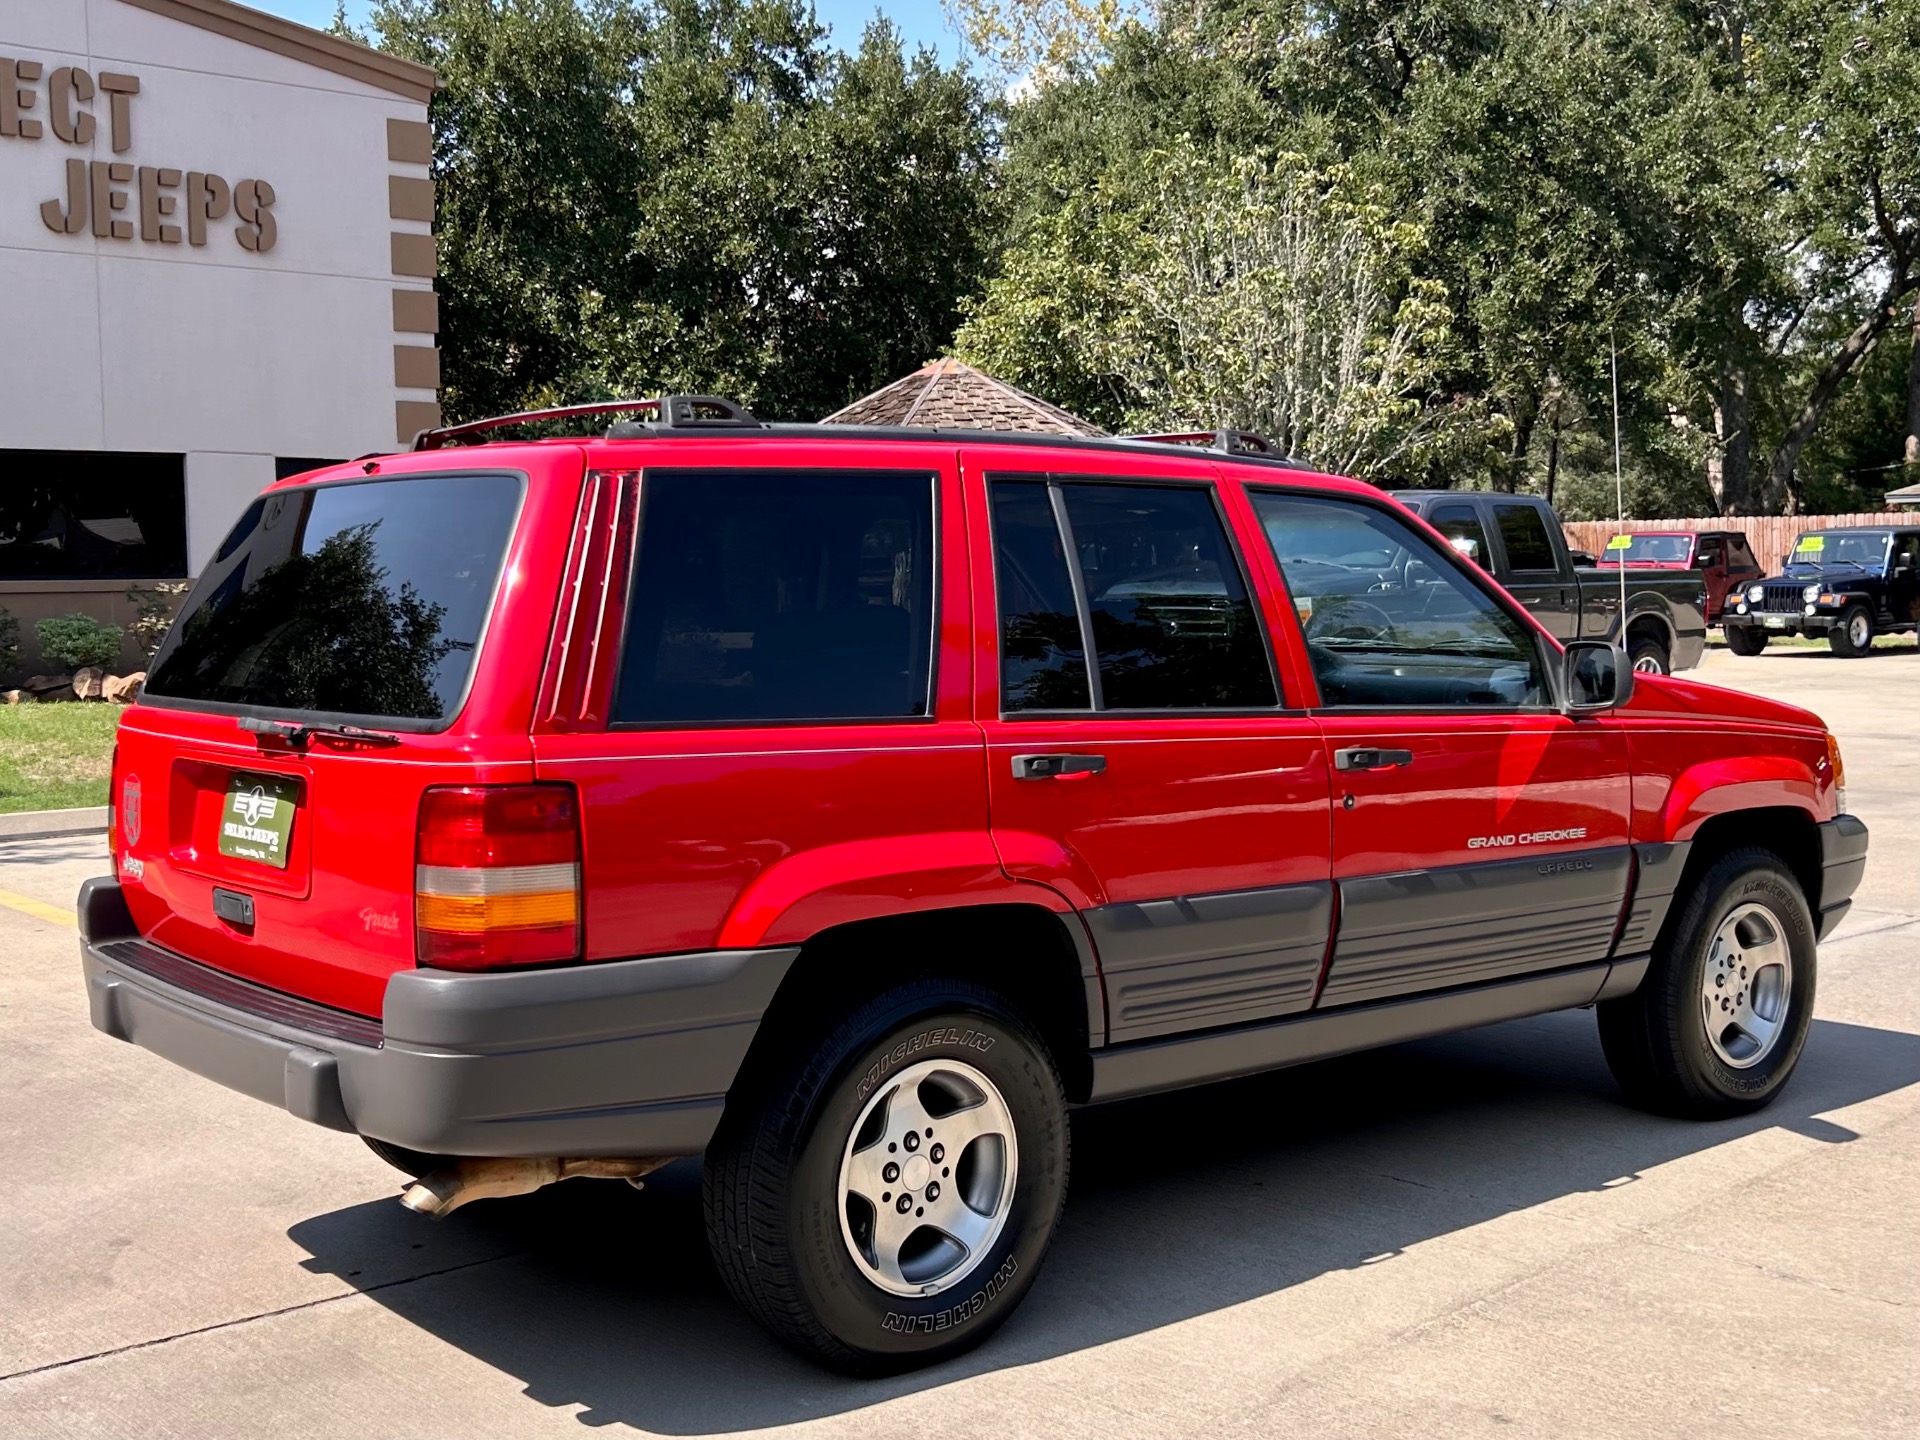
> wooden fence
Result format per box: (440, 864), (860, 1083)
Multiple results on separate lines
(1562, 513), (1907, 575)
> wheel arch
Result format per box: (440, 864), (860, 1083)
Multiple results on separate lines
(731, 902), (1099, 1106)
(1663, 806), (1823, 946)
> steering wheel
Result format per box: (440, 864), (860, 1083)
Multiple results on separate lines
(1304, 597), (1399, 647)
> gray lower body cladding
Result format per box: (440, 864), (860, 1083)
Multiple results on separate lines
(1321, 847), (1632, 1007)
(1086, 881), (1333, 1042)
(79, 879), (795, 1158)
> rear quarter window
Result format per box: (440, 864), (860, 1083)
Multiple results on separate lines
(144, 472), (523, 726)
(612, 469), (935, 725)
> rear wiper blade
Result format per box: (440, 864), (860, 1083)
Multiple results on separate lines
(238, 716), (402, 747)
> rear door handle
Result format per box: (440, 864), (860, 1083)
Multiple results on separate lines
(1334, 747), (1414, 772)
(1012, 753), (1107, 780)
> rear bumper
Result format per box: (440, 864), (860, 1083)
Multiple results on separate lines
(78, 879), (795, 1159)
(1816, 814), (1870, 940)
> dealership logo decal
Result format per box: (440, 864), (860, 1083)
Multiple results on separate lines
(120, 774), (141, 845)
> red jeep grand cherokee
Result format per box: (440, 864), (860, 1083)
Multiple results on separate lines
(80, 398), (1867, 1373)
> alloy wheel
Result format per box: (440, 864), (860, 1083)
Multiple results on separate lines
(1699, 902), (1793, 1069)
(837, 1058), (1018, 1297)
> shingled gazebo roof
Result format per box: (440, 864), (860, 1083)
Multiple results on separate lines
(822, 359), (1106, 436)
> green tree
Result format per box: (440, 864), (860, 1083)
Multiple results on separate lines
(961, 140), (1500, 479)
(365, 0), (1000, 421)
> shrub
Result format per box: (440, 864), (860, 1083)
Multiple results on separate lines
(0, 609), (18, 677)
(36, 613), (125, 672)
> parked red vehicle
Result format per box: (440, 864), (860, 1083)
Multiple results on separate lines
(82, 400), (1866, 1373)
(1598, 529), (1764, 624)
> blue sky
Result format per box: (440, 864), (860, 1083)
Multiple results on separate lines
(254, 1), (964, 63)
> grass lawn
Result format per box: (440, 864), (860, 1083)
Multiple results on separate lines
(0, 703), (121, 813)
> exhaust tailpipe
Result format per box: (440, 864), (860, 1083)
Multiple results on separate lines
(400, 1156), (672, 1218)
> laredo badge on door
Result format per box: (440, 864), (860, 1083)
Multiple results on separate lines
(220, 773), (299, 869)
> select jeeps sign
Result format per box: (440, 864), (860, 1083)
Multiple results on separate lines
(1, 57), (278, 252)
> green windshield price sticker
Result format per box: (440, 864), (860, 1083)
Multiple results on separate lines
(1606, 535), (1633, 551)
(219, 773), (299, 869)
(1796, 535), (1825, 553)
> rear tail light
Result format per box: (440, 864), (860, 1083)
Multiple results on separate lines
(415, 784), (581, 970)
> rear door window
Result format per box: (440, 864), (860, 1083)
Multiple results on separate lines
(989, 478), (1276, 711)
(1491, 501), (1560, 574)
(145, 473), (523, 725)
(613, 470), (934, 724)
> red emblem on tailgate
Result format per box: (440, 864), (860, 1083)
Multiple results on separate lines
(121, 774), (141, 845)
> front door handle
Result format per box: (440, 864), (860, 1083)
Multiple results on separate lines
(1334, 747), (1414, 772)
(1012, 753), (1107, 780)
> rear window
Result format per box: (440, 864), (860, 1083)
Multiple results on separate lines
(612, 469), (935, 725)
(1492, 502), (1558, 572)
(145, 473), (522, 725)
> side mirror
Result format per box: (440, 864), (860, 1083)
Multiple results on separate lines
(1562, 640), (1634, 714)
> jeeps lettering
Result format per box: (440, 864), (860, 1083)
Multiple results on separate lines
(857, 1027), (994, 1101)
(881, 1255), (1018, 1333)
(1466, 827), (1588, 849)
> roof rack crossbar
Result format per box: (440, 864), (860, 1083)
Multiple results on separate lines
(1123, 428), (1284, 458)
(411, 395), (762, 450)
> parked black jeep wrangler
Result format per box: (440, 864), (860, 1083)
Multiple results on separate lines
(1723, 526), (1920, 657)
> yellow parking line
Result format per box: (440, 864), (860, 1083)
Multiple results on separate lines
(0, 886), (76, 929)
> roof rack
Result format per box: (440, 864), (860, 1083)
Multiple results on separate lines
(1125, 428), (1287, 458)
(411, 395), (762, 450)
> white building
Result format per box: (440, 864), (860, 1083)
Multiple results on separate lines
(0, 0), (437, 670)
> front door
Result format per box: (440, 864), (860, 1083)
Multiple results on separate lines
(967, 452), (1333, 1045)
(1245, 490), (1632, 1008)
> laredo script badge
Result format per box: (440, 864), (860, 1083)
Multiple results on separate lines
(219, 773), (299, 869)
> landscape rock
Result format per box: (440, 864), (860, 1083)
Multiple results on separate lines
(2, 691), (20, 705)
(73, 667), (105, 700)
(103, 672), (146, 704)
(21, 674), (72, 695)
(33, 683), (76, 703)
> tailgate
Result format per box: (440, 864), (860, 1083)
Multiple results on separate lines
(112, 463), (572, 1017)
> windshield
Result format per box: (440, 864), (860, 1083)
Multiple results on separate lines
(145, 473), (523, 726)
(1786, 532), (1889, 570)
(1599, 534), (1691, 565)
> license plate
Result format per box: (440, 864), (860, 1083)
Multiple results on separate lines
(218, 772), (299, 870)
(1763, 615), (1788, 629)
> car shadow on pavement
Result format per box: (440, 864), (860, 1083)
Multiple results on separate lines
(288, 1011), (1920, 1433)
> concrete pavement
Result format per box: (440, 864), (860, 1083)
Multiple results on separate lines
(1, 646), (1914, 1438)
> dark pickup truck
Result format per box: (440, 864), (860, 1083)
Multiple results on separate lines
(1723, 525), (1920, 657)
(1393, 492), (1707, 674)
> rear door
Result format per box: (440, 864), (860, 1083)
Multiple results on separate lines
(1245, 489), (1632, 1007)
(530, 447), (989, 962)
(968, 449), (1333, 1045)
(1488, 498), (1580, 640)
(118, 460), (577, 1016)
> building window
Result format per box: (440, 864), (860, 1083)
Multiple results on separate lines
(0, 451), (188, 579)
(276, 457), (344, 481)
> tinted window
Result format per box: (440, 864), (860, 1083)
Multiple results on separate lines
(1061, 483), (1276, 709)
(1493, 502), (1558, 572)
(1252, 493), (1548, 709)
(146, 474), (521, 723)
(0, 450), (187, 579)
(1728, 536), (1758, 568)
(614, 470), (933, 724)
(1428, 504), (1491, 570)
(991, 481), (1090, 711)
